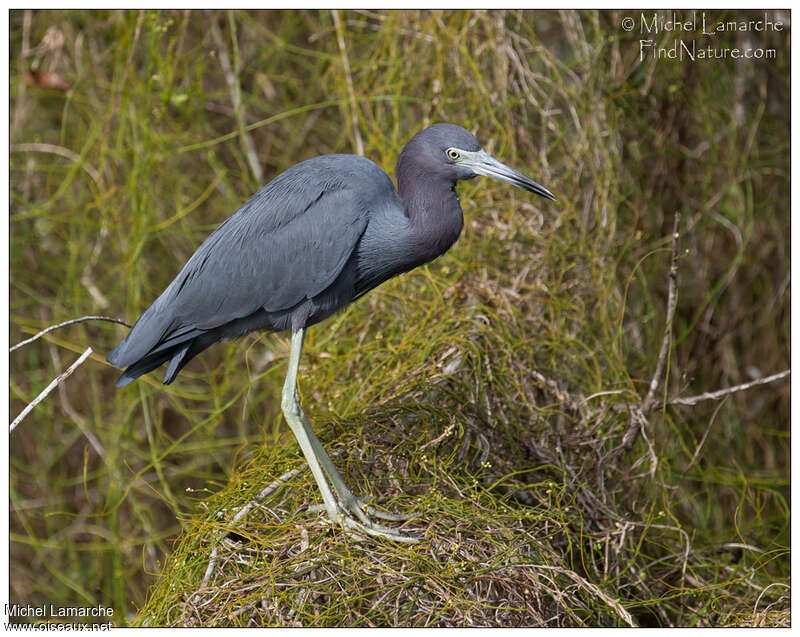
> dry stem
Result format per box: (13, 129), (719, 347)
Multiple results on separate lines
(667, 369), (790, 406)
(10, 315), (130, 352)
(208, 10), (263, 184)
(197, 467), (302, 593)
(642, 212), (681, 413)
(10, 347), (93, 432)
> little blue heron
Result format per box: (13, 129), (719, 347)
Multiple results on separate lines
(108, 123), (555, 542)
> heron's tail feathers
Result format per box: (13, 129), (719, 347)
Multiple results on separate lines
(113, 340), (195, 387)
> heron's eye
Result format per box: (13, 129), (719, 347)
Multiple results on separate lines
(446, 148), (460, 161)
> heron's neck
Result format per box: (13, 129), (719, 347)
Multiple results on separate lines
(397, 171), (464, 261)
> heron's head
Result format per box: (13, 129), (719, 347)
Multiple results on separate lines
(397, 123), (556, 201)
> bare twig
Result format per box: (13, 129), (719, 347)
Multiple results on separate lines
(515, 564), (636, 627)
(42, 335), (107, 459)
(638, 408), (659, 478)
(229, 467), (303, 529)
(198, 467), (302, 592)
(753, 582), (790, 617)
(331, 9), (364, 156)
(609, 367), (790, 466)
(667, 369), (790, 407)
(10, 315), (130, 352)
(418, 419), (456, 452)
(12, 142), (104, 190)
(642, 212), (681, 413)
(208, 10), (263, 183)
(80, 223), (111, 308)
(605, 213), (681, 463)
(581, 389), (630, 404)
(198, 549), (219, 593)
(11, 347), (93, 432)
(722, 542), (764, 554)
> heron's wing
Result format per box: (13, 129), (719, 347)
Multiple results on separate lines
(179, 186), (368, 322)
(108, 178), (370, 368)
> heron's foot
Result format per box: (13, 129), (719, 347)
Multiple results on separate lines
(307, 499), (414, 522)
(336, 509), (421, 544)
(341, 494), (417, 522)
(306, 496), (420, 543)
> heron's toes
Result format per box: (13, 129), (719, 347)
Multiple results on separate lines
(339, 494), (417, 522)
(339, 514), (421, 544)
(361, 501), (417, 522)
(304, 495), (420, 542)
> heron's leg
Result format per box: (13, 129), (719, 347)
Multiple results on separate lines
(299, 417), (415, 522)
(281, 328), (340, 521)
(282, 328), (420, 543)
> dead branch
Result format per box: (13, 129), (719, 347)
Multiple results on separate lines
(45, 338), (107, 459)
(667, 369), (790, 407)
(10, 315), (130, 352)
(10, 347), (93, 432)
(197, 467), (302, 593)
(642, 212), (681, 413)
(331, 9), (364, 156)
(605, 213), (681, 463)
(208, 10), (263, 184)
(12, 142), (104, 190)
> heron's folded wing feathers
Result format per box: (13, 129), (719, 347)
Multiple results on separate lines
(174, 185), (368, 323)
(108, 175), (369, 368)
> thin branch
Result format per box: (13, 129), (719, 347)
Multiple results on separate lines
(638, 407), (659, 478)
(331, 9), (364, 156)
(208, 10), (263, 184)
(12, 142), (104, 190)
(753, 582), (790, 617)
(604, 213), (681, 463)
(11, 347), (93, 432)
(642, 212), (681, 413)
(418, 419), (456, 452)
(197, 467), (302, 592)
(513, 564), (636, 627)
(45, 338), (107, 459)
(581, 389), (630, 404)
(10, 315), (130, 353)
(667, 369), (790, 407)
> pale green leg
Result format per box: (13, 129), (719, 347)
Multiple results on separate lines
(281, 328), (419, 543)
(302, 418), (415, 523)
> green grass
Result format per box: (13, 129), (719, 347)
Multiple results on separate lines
(10, 9), (789, 627)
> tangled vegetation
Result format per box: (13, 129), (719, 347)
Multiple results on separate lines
(10, 10), (789, 627)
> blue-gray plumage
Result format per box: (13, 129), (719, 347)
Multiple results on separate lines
(108, 123), (555, 542)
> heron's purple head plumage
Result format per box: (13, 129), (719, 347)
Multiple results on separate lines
(396, 123), (555, 201)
